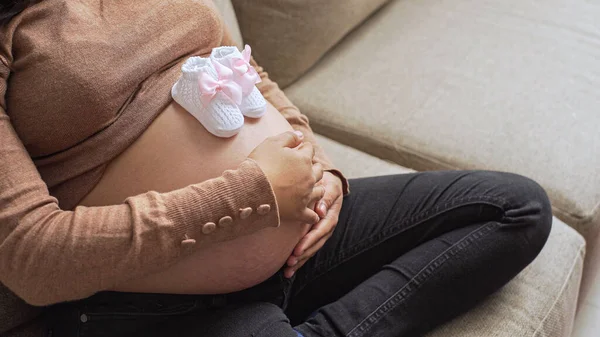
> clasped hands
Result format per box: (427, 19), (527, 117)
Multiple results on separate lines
(248, 131), (344, 279)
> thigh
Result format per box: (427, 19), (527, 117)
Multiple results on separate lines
(47, 293), (200, 337)
(156, 302), (298, 337)
(287, 170), (543, 322)
(47, 274), (290, 337)
(51, 301), (298, 337)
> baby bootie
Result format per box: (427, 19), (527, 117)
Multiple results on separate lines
(171, 57), (244, 138)
(210, 45), (267, 118)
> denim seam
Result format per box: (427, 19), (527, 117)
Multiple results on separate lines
(303, 195), (508, 289)
(345, 222), (499, 337)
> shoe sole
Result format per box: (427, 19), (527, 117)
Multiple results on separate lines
(242, 105), (267, 119)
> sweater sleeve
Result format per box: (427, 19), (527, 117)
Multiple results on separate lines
(0, 61), (280, 306)
(220, 32), (350, 195)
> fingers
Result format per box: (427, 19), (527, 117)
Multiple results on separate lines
(314, 178), (332, 218)
(315, 201), (327, 218)
(299, 208), (320, 225)
(312, 163), (324, 183)
(274, 131), (304, 148)
(301, 234), (331, 262)
(284, 254), (306, 278)
(284, 264), (301, 278)
(285, 233), (332, 278)
(297, 141), (314, 160)
(287, 254), (299, 267)
(308, 185), (326, 205)
(293, 217), (331, 256)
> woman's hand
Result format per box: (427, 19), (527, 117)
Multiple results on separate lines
(284, 171), (344, 278)
(249, 131), (325, 225)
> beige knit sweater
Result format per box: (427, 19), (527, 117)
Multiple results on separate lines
(0, 0), (347, 334)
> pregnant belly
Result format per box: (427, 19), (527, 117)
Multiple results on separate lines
(79, 101), (309, 294)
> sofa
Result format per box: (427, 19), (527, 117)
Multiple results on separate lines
(223, 0), (599, 335)
(2, 1), (596, 336)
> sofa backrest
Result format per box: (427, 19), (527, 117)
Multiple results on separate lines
(232, 0), (392, 88)
(213, 0), (244, 47)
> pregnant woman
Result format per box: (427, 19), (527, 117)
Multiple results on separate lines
(0, 1), (552, 336)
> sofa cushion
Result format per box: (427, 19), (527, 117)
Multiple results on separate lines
(213, 0), (243, 47)
(315, 134), (413, 178)
(426, 217), (584, 337)
(232, 0), (391, 87)
(285, 0), (600, 238)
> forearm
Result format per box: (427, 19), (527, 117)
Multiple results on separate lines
(0, 144), (279, 306)
(248, 59), (349, 194)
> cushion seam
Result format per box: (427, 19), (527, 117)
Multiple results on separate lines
(310, 121), (600, 223)
(531, 244), (585, 337)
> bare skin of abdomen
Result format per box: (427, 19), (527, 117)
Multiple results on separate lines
(79, 102), (311, 294)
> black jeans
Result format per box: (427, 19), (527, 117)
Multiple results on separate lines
(46, 171), (552, 337)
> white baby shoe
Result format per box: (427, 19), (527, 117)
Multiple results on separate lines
(210, 45), (267, 118)
(171, 57), (244, 138)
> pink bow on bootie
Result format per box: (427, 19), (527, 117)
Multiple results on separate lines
(198, 60), (243, 106)
(231, 44), (262, 95)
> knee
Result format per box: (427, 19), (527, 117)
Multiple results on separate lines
(491, 172), (553, 259)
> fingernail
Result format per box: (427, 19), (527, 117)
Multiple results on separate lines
(290, 258), (298, 266)
(319, 201), (327, 213)
(294, 131), (304, 139)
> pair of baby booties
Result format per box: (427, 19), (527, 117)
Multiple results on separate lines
(171, 45), (266, 138)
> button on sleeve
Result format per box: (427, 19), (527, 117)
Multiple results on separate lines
(239, 207), (253, 219)
(202, 222), (217, 234)
(257, 204), (271, 215)
(218, 216), (233, 228)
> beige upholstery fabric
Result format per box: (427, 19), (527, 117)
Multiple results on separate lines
(425, 218), (584, 337)
(232, 0), (391, 87)
(285, 0), (600, 238)
(213, 0), (243, 47)
(315, 134), (413, 178)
